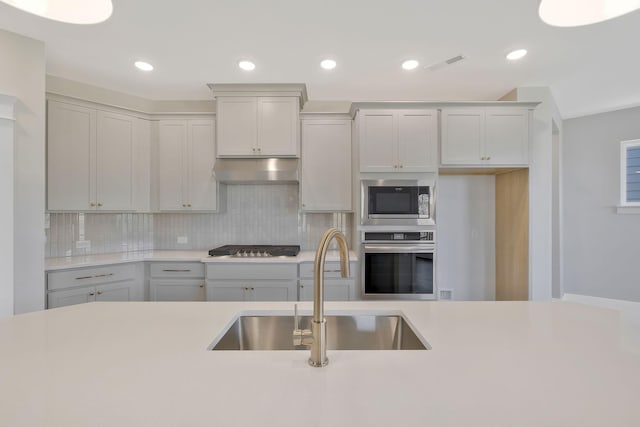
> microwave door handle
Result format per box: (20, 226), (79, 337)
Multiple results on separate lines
(363, 245), (433, 253)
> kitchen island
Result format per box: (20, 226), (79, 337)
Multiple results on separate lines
(1, 301), (639, 426)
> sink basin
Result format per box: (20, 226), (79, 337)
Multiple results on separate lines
(209, 313), (430, 351)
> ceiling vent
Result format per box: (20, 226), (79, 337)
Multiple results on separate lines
(424, 55), (466, 72)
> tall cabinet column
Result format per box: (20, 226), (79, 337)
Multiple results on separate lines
(0, 95), (15, 317)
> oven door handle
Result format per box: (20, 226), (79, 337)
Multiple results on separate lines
(363, 244), (434, 253)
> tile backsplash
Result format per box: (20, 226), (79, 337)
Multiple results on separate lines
(46, 185), (353, 258)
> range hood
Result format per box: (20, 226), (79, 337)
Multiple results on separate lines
(213, 158), (299, 184)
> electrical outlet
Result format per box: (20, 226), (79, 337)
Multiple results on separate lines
(439, 289), (453, 300)
(76, 240), (91, 249)
(177, 236), (188, 244)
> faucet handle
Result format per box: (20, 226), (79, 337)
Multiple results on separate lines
(292, 304), (313, 346)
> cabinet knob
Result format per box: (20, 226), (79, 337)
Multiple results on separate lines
(199, 284), (204, 288)
(187, 204), (192, 208)
(393, 165), (398, 168)
(97, 203), (103, 207)
(182, 204), (186, 208)
(90, 203), (96, 207)
(399, 164), (404, 168)
(252, 148), (256, 152)
(486, 156), (491, 160)
(481, 156), (486, 160)
(88, 291), (95, 296)
(96, 291), (102, 295)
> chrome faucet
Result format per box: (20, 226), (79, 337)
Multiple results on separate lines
(293, 228), (350, 367)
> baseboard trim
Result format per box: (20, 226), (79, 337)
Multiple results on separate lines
(562, 293), (640, 313)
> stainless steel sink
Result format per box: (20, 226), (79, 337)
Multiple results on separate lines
(209, 313), (430, 351)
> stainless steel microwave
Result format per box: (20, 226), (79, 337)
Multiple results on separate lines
(361, 179), (435, 226)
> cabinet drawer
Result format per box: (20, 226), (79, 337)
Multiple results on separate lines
(149, 262), (205, 278)
(205, 263), (297, 280)
(299, 261), (356, 279)
(47, 263), (137, 291)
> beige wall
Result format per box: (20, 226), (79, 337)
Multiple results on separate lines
(0, 29), (46, 314)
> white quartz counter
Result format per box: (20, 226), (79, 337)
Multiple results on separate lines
(1, 300), (639, 426)
(45, 250), (359, 271)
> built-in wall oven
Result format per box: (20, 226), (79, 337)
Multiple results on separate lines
(361, 230), (436, 300)
(361, 178), (435, 226)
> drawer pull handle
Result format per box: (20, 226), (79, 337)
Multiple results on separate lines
(162, 269), (191, 272)
(76, 273), (114, 280)
(88, 291), (95, 296)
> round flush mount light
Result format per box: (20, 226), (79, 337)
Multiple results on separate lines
(539, 0), (640, 27)
(134, 61), (154, 71)
(506, 49), (528, 61)
(0, 0), (113, 24)
(402, 59), (420, 70)
(238, 60), (256, 71)
(320, 59), (337, 70)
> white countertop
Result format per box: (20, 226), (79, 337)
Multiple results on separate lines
(1, 300), (639, 426)
(45, 250), (359, 271)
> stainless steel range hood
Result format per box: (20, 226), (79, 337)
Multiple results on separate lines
(213, 158), (299, 184)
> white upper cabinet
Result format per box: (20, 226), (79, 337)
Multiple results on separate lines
(216, 96), (299, 157)
(47, 100), (147, 211)
(359, 109), (438, 172)
(157, 119), (218, 212)
(441, 107), (529, 166)
(301, 119), (352, 212)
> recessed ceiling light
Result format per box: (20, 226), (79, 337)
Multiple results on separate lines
(0, 0), (113, 24)
(402, 60), (420, 70)
(238, 60), (256, 71)
(134, 61), (154, 71)
(320, 59), (337, 70)
(506, 49), (528, 61)
(539, 0), (640, 27)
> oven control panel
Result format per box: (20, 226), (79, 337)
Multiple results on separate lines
(363, 231), (434, 243)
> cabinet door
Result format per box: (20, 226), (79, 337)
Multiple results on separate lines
(150, 279), (205, 301)
(206, 282), (249, 301)
(252, 281), (297, 301)
(47, 101), (95, 211)
(188, 120), (217, 211)
(397, 110), (438, 172)
(441, 109), (484, 165)
(96, 111), (135, 210)
(95, 280), (136, 302)
(257, 97), (299, 156)
(359, 111), (397, 172)
(216, 97), (257, 156)
(158, 120), (187, 211)
(485, 108), (529, 165)
(48, 287), (95, 309)
(299, 279), (354, 301)
(301, 120), (352, 211)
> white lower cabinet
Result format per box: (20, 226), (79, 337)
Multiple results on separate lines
(149, 262), (205, 301)
(47, 264), (142, 309)
(298, 261), (358, 301)
(205, 263), (298, 302)
(299, 279), (355, 301)
(207, 281), (296, 301)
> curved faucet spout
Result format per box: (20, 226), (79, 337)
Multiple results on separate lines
(309, 228), (350, 367)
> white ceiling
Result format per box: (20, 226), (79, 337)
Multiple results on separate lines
(1, 0), (639, 118)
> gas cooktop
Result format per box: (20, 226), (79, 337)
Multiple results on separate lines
(208, 245), (301, 258)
